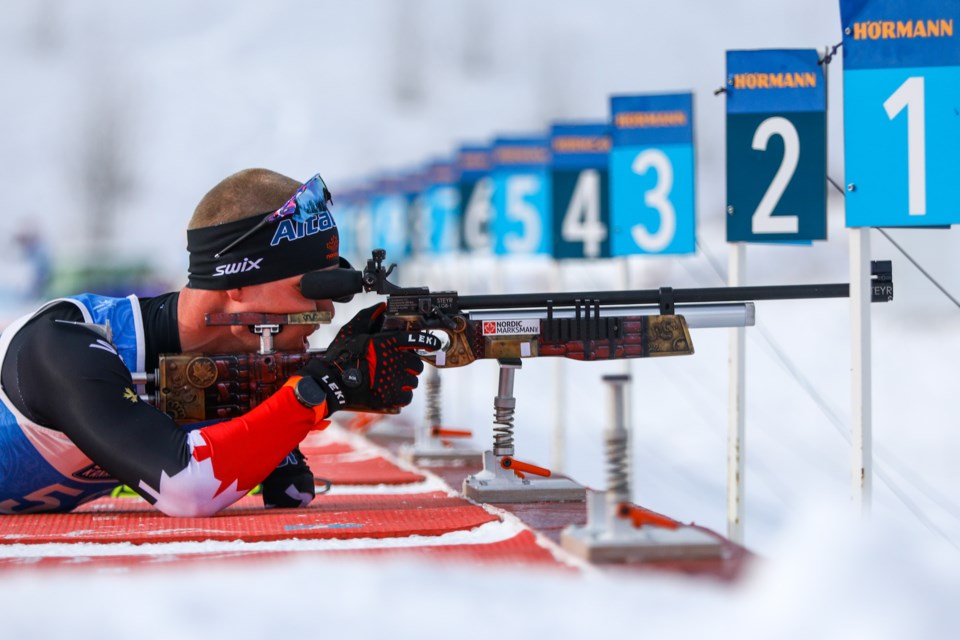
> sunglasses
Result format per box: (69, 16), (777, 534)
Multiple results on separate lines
(215, 173), (334, 258)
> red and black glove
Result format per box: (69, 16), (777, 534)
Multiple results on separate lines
(328, 302), (388, 347)
(298, 303), (442, 413)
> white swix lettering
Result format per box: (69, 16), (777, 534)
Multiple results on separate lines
(213, 257), (263, 277)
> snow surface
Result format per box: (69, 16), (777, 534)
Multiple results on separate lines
(1, 1), (959, 638)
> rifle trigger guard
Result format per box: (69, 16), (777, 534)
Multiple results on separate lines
(424, 315), (473, 369)
(432, 306), (458, 330)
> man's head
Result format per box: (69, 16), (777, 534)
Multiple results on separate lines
(188, 168), (301, 230)
(179, 169), (339, 353)
(186, 169), (339, 289)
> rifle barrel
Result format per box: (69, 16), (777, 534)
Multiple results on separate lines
(457, 283), (850, 310)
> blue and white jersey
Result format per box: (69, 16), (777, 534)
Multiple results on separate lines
(0, 294), (144, 513)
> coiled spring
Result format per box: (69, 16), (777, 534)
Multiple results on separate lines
(605, 431), (629, 501)
(424, 367), (441, 428)
(492, 396), (515, 456)
(491, 360), (521, 457)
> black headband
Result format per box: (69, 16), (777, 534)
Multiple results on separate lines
(187, 211), (339, 290)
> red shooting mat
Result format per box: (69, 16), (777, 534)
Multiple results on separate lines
(0, 531), (564, 572)
(0, 492), (498, 545)
(301, 443), (425, 485)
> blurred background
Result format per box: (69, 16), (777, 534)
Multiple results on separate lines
(1, 0), (957, 300)
(0, 2), (958, 632)
(0, 0), (861, 297)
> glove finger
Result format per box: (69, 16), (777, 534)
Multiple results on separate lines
(400, 373), (419, 391)
(401, 354), (425, 375)
(392, 331), (443, 352)
(295, 355), (329, 380)
(334, 302), (387, 342)
(366, 302), (387, 333)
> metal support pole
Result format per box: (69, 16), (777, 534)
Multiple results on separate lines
(416, 366), (442, 448)
(492, 359), (521, 457)
(560, 372), (723, 561)
(603, 374), (631, 529)
(727, 242), (746, 544)
(552, 359), (566, 472)
(850, 227), (873, 515)
(463, 357), (584, 503)
(551, 264), (566, 473)
(400, 358), (481, 465)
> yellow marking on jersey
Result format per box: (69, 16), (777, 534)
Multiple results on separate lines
(123, 387), (139, 403)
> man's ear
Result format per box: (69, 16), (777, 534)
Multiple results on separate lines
(226, 287), (244, 302)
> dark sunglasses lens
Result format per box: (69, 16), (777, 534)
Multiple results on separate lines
(295, 176), (332, 217)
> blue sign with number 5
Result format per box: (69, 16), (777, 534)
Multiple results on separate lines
(609, 93), (696, 255)
(491, 137), (552, 256)
(841, 0), (960, 227)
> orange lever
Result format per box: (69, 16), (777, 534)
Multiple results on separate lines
(618, 503), (680, 530)
(346, 413), (384, 433)
(431, 426), (473, 438)
(500, 457), (551, 478)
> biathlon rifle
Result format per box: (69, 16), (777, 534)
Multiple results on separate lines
(140, 249), (892, 422)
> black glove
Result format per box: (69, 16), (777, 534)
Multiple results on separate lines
(328, 302), (387, 348)
(261, 447), (315, 509)
(299, 303), (442, 413)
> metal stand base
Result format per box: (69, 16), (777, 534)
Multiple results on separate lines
(561, 491), (724, 562)
(398, 442), (483, 465)
(462, 451), (585, 503)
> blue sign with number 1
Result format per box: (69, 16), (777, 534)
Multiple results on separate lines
(841, 0), (960, 227)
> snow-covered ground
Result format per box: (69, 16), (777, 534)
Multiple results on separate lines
(1, 1), (958, 638)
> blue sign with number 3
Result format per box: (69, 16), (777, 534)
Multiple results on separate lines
(609, 93), (696, 255)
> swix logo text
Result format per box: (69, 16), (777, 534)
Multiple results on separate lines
(214, 257), (263, 276)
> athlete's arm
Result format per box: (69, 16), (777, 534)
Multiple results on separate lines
(2, 312), (323, 516)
